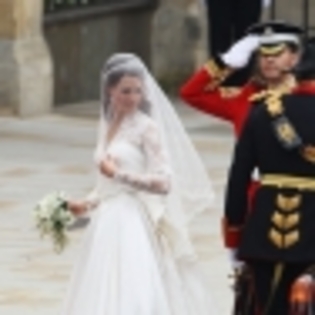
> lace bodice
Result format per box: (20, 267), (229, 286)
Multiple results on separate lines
(85, 111), (172, 207)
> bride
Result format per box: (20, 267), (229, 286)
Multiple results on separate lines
(64, 53), (216, 315)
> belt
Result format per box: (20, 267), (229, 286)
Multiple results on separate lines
(261, 174), (315, 191)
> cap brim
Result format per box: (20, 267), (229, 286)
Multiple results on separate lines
(247, 21), (303, 36)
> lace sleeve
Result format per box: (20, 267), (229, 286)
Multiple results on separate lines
(84, 187), (100, 210)
(114, 121), (171, 194)
(82, 173), (103, 210)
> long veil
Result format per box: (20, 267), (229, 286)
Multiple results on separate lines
(93, 53), (215, 260)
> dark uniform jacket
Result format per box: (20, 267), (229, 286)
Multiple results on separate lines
(224, 81), (315, 262)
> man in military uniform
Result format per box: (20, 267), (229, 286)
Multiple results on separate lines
(224, 33), (315, 315)
(180, 21), (304, 267)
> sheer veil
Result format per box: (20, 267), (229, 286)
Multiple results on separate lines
(93, 53), (215, 260)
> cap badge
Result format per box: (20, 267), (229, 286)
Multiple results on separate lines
(264, 26), (274, 36)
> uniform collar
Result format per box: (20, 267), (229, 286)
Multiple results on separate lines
(249, 75), (297, 102)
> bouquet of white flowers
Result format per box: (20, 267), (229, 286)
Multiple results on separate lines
(33, 192), (75, 253)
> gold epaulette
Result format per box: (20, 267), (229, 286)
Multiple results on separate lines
(249, 90), (284, 116)
(249, 76), (297, 106)
(250, 89), (293, 117)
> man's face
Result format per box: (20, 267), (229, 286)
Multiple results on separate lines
(258, 47), (300, 82)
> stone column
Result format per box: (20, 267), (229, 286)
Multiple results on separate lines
(0, 0), (53, 116)
(151, 0), (207, 94)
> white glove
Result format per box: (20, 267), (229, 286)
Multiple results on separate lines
(221, 35), (260, 69)
(227, 248), (244, 271)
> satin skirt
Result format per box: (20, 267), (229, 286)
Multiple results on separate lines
(60, 193), (215, 315)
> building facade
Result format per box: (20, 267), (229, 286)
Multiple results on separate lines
(0, 0), (314, 115)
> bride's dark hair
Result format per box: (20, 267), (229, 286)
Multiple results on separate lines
(102, 66), (151, 117)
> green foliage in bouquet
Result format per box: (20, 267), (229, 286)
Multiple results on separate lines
(33, 192), (75, 253)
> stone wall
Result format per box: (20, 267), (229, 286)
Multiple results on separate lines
(44, 5), (155, 105)
(151, 0), (207, 94)
(44, 0), (315, 106)
(1, 0), (314, 113)
(0, 0), (53, 116)
(44, 0), (207, 104)
(150, 0), (315, 95)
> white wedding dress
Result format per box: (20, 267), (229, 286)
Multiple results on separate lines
(60, 111), (215, 315)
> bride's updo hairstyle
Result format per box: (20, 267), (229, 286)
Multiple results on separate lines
(101, 58), (151, 117)
(103, 53), (136, 72)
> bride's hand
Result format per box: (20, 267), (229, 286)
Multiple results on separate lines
(99, 155), (118, 178)
(67, 200), (87, 216)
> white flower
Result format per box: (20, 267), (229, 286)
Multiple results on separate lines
(38, 193), (57, 209)
(32, 191), (72, 253)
